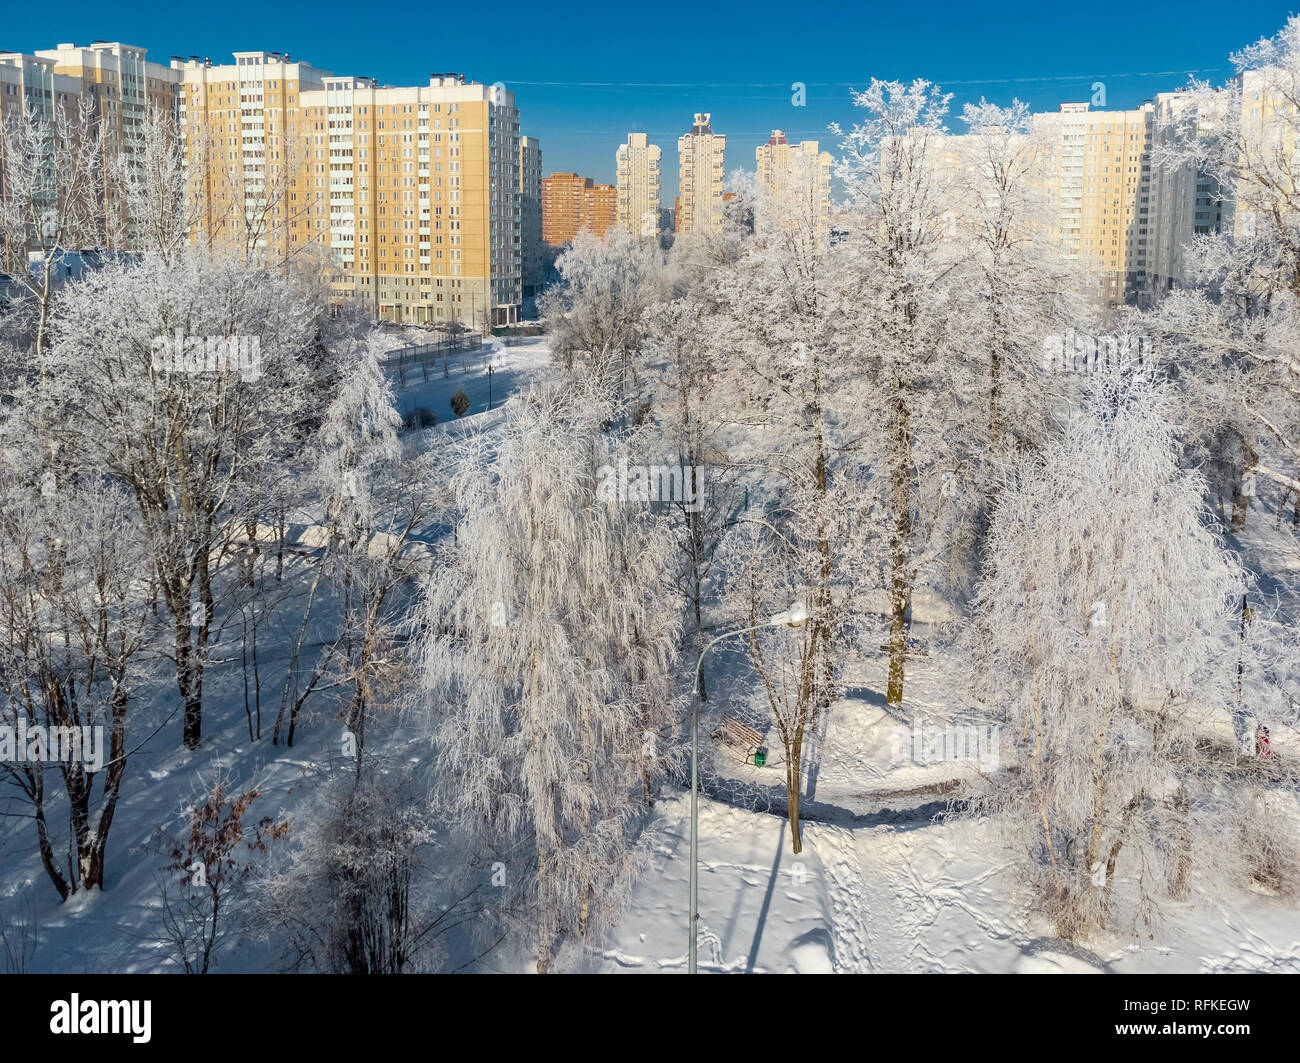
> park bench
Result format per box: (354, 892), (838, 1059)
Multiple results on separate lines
(712, 714), (767, 767)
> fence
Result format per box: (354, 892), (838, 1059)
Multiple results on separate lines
(382, 334), (485, 389)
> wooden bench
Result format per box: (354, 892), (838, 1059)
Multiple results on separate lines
(712, 715), (766, 766)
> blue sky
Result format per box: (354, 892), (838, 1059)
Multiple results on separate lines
(3, 0), (1296, 199)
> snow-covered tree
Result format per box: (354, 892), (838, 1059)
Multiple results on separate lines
(540, 227), (666, 397)
(640, 296), (739, 636)
(0, 97), (106, 356)
(1145, 19), (1300, 526)
(412, 379), (681, 972)
(107, 103), (198, 266)
(705, 157), (871, 748)
(41, 251), (325, 748)
(272, 331), (436, 759)
(0, 467), (153, 898)
(950, 99), (1079, 469)
(972, 367), (1291, 938)
(832, 79), (970, 706)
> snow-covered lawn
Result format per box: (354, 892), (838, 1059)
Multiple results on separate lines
(575, 794), (1300, 974)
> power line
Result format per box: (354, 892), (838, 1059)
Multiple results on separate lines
(502, 67), (1228, 90)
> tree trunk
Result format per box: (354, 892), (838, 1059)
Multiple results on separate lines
(886, 386), (913, 707)
(536, 838), (551, 974)
(787, 741), (803, 855)
(989, 299), (1004, 454)
(177, 613), (203, 749)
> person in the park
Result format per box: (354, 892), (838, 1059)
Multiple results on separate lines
(1255, 723), (1273, 760)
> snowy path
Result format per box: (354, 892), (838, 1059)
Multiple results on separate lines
(804, 823), (875, 972)
(688, 773), (961, 831)
(809, 818), (1028, 972)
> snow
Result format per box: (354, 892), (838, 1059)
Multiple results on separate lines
(575, 792), (1300, 974)
(387, 338), (555, 426)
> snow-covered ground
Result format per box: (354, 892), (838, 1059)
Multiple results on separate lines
(0, 338), (560, 974)
(578, 775), (1300, 974)
(387, 338), (554, 425)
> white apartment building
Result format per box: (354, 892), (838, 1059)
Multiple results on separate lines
(616, 131), (661, 238)
(677, 113), (725, 235)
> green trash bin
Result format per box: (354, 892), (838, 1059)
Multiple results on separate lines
(753, 748), (767, 767)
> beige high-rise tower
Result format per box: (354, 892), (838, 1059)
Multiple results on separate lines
(616, 132), (660, 238)
(1032, 102), (1154, 305)
(677, 113), (725, 235)
(924, 101), (1160, 306)
(178, 51), (329, 263)
(755, 130), (832, 240)
(296, 73), (522, 326)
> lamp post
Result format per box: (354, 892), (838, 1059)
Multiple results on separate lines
(688, 600), (807, 974)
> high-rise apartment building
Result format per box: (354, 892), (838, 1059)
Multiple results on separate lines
(519, 135), (543, 297)
(925, 101), (1187, 306)
(616, 132), (660, 238)
(677, 113), (725, 235)
(542, 172), (591, 245)
(755, 129), (832, 240)
(1029, 102), (1155, 305)
(1, 42), (180, 249)
(178, 52), (329, 263)
(176, 58), (525, 324)
(541, 172), (615, 244)
(292, 73), (521, 326)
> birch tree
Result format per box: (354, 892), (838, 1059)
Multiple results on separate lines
(832, 79), (966, 706)
(413, 379), (681, 972)
(972, 367), (1291, 938)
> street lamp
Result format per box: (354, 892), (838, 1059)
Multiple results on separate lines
(687, 600), (808, 974)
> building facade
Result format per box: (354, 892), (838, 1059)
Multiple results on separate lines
(541, 171), (615, 244)
(1146, 89), (1228, 295)
(589, 181), (616, 236)
(754, 129), (832, 240)
(677, 113), (725, 235)
(178, 52), (329, 264)
(292, 72), (521, 326)
(616, 132), (660, 238)
(1029, 102), (1156, 305)
(519, 135), (543, 297)
(542, 172), (591, 245)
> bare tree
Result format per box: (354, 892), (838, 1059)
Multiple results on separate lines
(0, 96), (106, 356)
